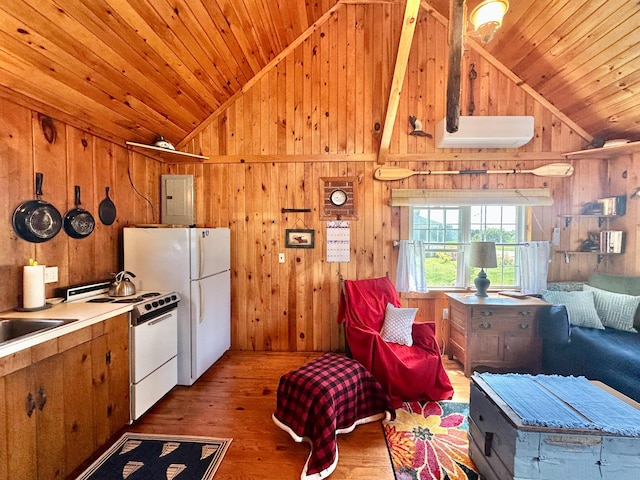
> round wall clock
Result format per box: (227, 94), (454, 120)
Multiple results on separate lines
(330, 189), (348, 206)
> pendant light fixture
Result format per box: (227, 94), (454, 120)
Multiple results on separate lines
(469, 0), (509, 43)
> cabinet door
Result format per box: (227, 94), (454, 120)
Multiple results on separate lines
(4, 365), (37, 479)
(5, 355), (65, 480)
(92, 333), (111, 446)
(34, 355), (65, 480)
(504, 331), (541, 369)
(63, 339), (95, 475)
(105, 314), (130, 433)
(0, 377), (6, 480)
(470, 331), (503, 364)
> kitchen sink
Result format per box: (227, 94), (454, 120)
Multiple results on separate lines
(0, 318), (78, 346)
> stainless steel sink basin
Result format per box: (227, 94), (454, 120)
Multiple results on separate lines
(0, 318), (78, 346)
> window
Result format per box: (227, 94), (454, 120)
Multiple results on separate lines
(410, 205), (525, 288)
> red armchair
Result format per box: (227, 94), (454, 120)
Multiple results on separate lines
(337, 276), (453, 407)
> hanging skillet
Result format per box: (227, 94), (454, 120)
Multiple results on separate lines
(98, 186), (116, 225)
(63, 185), (95, 239)
(12, 172), (62, 243)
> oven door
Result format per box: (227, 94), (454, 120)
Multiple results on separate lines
(131, 309), (178, 383)
(130, 308), (178, 421)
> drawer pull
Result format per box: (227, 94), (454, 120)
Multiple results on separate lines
(25, 392), (36, 418)
(479, 322), (492, 329)
(37, 387), (47, 411)
(518, 310), (531, 317)
(480, 310), (493, 317)
(484, 432), (494, 457)
(519, 323), (530, 330)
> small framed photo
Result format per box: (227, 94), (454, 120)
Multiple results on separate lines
(285, 229), (315, 249)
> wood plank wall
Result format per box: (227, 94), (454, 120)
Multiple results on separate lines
(2, 3), (638, 353)
(0, 98), (161, 311)
(171, 4), (636, 352)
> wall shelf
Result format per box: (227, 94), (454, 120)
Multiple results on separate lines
(556, 251), (620, 264)
(558, 214), (618, 228)
(563, 141), (640, 160)
(126, 141), (208, 162)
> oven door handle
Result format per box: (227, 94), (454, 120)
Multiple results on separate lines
(146, 312), (174, 326)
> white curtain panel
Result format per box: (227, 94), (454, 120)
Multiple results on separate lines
(396, 240), (429, 293)
(518, 241), (550, 294)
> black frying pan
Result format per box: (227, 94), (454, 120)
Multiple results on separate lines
(98, 186), (116, 225)
(12, 172), (62, 243)
(63, 186), (95, 239)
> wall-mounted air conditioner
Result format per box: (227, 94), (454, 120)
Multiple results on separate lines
(435, 116), (534, 148)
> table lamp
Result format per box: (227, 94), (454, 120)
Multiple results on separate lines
(469, 241), (497, 297)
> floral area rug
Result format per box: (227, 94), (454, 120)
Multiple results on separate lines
(383, 401), (479, 480)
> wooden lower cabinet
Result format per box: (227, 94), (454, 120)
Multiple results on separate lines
(5, 354), (65, 479)
(1, 313), (129, 480)
(445, 293), (549, 377)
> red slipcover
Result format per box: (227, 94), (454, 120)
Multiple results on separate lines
(337, 276), (454, 407)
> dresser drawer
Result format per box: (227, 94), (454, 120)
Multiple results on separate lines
(471, 317), (535, 333)
(470, 306), (537, 321)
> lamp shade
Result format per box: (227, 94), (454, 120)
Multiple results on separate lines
(469, 241), (498, 268)
(469, 0), (509, 43)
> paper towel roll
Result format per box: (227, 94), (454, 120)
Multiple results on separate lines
(23, 265), (46, 309)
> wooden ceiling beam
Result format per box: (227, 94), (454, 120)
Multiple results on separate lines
(377, 0), (421, 165)
(445, 0), (465, 133)
(423, 1), (593, 142)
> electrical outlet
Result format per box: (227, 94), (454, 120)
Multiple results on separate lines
(442, 307), (449, 320)
(278, 253), (285, 263)
(44, 266), (58, 283)
(552, 227), (561, 246)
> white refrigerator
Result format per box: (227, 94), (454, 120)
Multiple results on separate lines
(124, 227), (231, 385)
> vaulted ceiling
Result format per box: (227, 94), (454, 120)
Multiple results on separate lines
(0, 0), (638, 148)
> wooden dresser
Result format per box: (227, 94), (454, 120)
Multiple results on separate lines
(444, 293), (549, 377)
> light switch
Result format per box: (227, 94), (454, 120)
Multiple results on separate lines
(279, 253), (285, 263)
(44, 266), (58, 283)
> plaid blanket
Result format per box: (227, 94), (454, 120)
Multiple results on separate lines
(272, 353), (394, 479)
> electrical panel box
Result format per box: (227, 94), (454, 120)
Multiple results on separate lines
(161, 174), (194, 225)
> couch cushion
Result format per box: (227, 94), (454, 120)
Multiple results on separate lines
(588, 273), (640, 330)
(584, 284), (639, 333)
(541, 290), (604, 329)
(588, 273), (640, 296)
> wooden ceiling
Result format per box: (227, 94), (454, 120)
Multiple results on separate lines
(0, 0), (638, 148)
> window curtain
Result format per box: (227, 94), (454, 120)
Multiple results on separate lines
(396, 240), (429, 293)
(518, 241), (550, 294)
(390, 188), (553, 206)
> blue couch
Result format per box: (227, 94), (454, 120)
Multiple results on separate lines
(539, 273), (640, 403)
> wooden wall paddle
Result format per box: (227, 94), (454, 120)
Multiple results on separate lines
(374, 163), (575, 181)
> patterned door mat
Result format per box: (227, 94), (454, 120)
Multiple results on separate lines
(75, 433), (232, 480)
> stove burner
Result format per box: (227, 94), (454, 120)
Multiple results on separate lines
(86, 298), (115, 303)
(140, 292), (161, 298)
(112, 297), (144, 303)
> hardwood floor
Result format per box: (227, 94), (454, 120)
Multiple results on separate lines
(129, 352), (470, 480)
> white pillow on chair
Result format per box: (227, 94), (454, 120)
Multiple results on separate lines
(380, 303), (417, 346)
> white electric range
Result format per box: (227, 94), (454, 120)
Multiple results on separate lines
(59, 281), (181, 421)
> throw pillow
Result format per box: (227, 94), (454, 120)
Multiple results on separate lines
(541, 290), (604, 330)
(380, 303), (417, 346)
(583, 284), (639, 333)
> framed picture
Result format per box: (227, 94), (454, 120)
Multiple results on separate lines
(285, 229), (315, 249)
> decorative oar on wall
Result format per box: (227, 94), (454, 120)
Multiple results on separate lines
(374, 163), (574, 181)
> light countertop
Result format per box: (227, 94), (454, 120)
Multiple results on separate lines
(0, 300), (135, 359)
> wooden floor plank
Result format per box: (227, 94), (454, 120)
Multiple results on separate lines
(77, 352), (469, 479)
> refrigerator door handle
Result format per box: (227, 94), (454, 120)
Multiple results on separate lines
(198, 235), (205, 278)
(198, 281), (205, 324)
